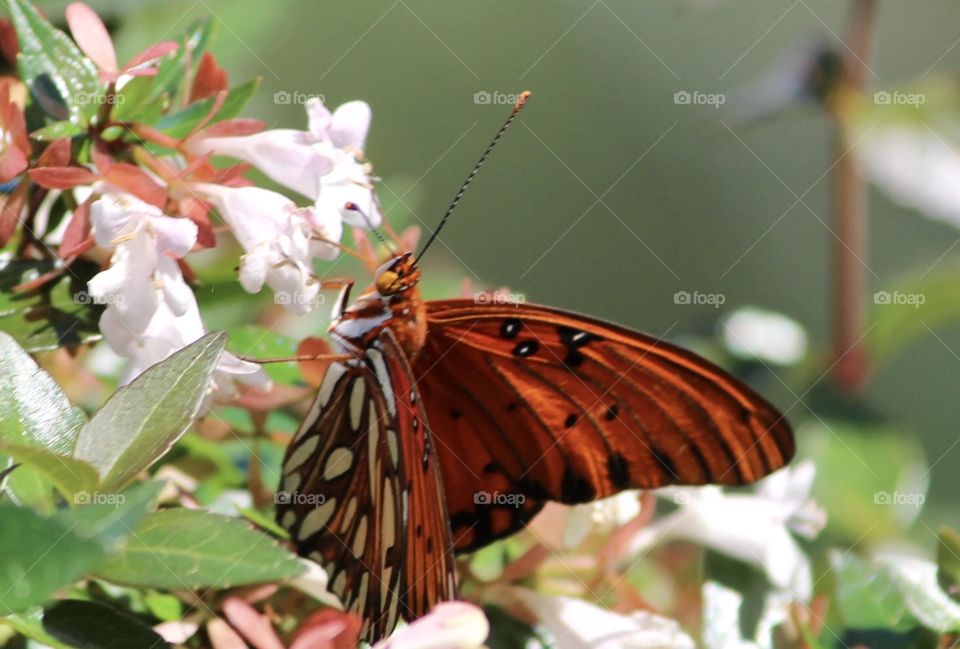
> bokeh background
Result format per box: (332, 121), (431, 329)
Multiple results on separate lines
(34, 0), (960, 516)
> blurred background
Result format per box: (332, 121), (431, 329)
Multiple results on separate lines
(35, 0), (960, 527)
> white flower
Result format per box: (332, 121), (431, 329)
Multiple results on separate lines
(859, 123), (960, 228)
(702, 580), (795, 649)
(188, 97), (380, 228)
(195, 183), (340, 315)
(722, 307), (807, 366)
(617, 461), (825, 601)
(374, 602), (489, 649)
(86, 191), (267, 399)
(557, 491), (643, 549)
(490, 586), (695, 649)
(285, 558), (343, 609)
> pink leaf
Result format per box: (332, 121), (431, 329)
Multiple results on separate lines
(221, 598), (284, 649)
(124, 41), (178, 70)
(207, 619), (249, 649)
(65, 3), (117, 72)
(28, 166), (98, 189)
(193, 118), (266, 140)
(35, 138), (72, 168)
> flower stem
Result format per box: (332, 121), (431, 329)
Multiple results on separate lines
(829, 0), (878, 393)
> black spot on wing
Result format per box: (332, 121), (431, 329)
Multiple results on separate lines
(608, 452), (630, 489)
(561, 468), (596, 503)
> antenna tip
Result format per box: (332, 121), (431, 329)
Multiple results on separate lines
(515, 90), (532, 111)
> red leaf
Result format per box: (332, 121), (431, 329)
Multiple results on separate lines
(65, 2), (117, 73)
(190, 52), (229, 102)
(192, 118), (265, 140)
(297, 336), (333, 388)
(103, 163), (167, 207)
(59, 200), (92, 258)
(0, 19), (19, 65)
(211, 162), (253, 186)
(180, 197), (215, 248)
(130, 123), (181, 149)
(91, 141), (113, 174)
(28, 166), (98, 189)
(35, 138), (72, 168)
(0, 185), (26, 246)
(0, 147), (27, 183)
(292, 610), (362, 649)
(124, 41), (178, 70)
(186, 90), (227, 140)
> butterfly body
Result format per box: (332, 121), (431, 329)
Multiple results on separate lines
(279, 252), (794, 642)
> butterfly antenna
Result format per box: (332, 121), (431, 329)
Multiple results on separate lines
(345, 201), (395, 255)
(416, 90), (531, 262)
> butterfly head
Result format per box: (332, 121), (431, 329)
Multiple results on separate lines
(374, 252), (420, 298)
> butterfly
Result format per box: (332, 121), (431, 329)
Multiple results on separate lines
(274, 92), (794, 642)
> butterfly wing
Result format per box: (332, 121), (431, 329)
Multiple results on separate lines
(412, 299), (794, 552)
(277, 329), (456, 642)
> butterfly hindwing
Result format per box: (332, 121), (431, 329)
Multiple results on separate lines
(413, 300), (794, 552)
(277, 329), (456, 642)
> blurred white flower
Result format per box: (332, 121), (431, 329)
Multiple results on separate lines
(722, 307), (807, 366)
(286, 558), (342, 609)
(86, 191), (267, 400)
(702, 580), (795, 649)
(617, 461), (825, 601)
(875, 552), (960, 633)
(492, 586), (694, 649)
(195, 183), (340, 315)
(859, 124), (960, 228)
(373, 601), (489, 649)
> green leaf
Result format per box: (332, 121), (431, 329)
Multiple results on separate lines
(832, 552), (915, 631)
(73, 332), (227, 492)
(142, 592), (182, 622)
(0, 330), (88, 512)
(94, 508), (305, 589)
(149, 17), (215, 105)
(2, 608), (73, 649)
(42, 599), (168, 649)
(0, 505), (105, 613)
(938, 528), (960, 603)
(31, 119), (86, 141)
(110, 75), (157, 122)
(0, 257), (103, 352)
(8, 0), (101, 124)
(0, 442), (98, 503)
(55, 481), (164, 551)
(156, 79), (260, 139)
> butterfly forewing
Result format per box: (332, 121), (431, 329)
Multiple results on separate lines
(414, 300), (794, 552)
(277, 330), (456, 642)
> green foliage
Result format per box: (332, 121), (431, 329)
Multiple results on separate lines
(72, 331), (227, 491)
(8, 0), (100, 124)
(94, 508), (305, 589)
(42, 599), (168, 649)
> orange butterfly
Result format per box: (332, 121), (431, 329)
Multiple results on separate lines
(275, 92), (794, 642)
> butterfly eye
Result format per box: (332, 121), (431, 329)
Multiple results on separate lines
(376, 270), (400, 295)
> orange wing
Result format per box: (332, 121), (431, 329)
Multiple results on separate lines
(277, 330), (456, 642)
(411, 300), (794, 552)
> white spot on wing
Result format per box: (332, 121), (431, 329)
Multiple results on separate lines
(285, 435), (319, 473)
(293, 363), (347, 443)
(349, 379), (366, 430)
(298, 497), (337, 540)
(352, 515), (368, 556)
(366, 348), (396, 417)
(323, 447), (355, 481)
